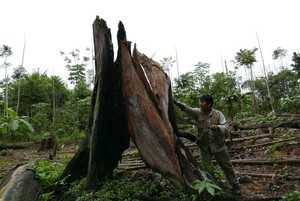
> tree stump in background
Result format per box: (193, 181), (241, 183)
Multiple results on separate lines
(38, 133), (58, 151)
(37, 133), (58, 159)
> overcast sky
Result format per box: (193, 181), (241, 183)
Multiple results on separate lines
(1, 0), (300, 83)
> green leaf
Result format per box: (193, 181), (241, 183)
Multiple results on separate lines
(206, 186), (215, 196)
(9, 119), (19, 131)
(19, 119), (34, 132)
(2, 126), (8, 134)
(197, 186), (205, 194)
(5, 108), (17, 119)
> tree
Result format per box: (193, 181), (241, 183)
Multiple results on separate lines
(235, 48), (258, 114)
(0, 45), (13, 113)
(267, 68), (299, 113)
(60, 48), (90, 85)
(11, 65), (27, 115)
(173, 72), (199, 107)
(291, 52), (300, 75)
(194, 62), (210, 88)
(272, 47), (287, 67)
(160, 56), (175, 84)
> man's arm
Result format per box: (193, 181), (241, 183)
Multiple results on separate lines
(173, 99), (199, 119)
(210, 111), (228, 133)
(173, 99), (186, 111)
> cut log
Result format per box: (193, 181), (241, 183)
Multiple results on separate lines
(0, 164), (42, 201)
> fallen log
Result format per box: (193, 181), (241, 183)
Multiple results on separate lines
(236, 172), (300, 181)
(242, 195), (282, 201)
(0, 144), (27, 150)
(229, 158), (300, 165)
(230, 137), (298, 150)
(0, 164), (42, 201)
(236, 172), (276, 178)
(232, 120), (300, 130)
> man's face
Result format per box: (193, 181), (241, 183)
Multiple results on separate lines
(200, 100), (211, 110)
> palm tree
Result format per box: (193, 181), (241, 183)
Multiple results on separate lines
(0, 45), (13, 113)
(12, 65), (27, 115)
(160, 57), (176, 85)
(272, 47), (287, 68)
(235, 48), (258, 114)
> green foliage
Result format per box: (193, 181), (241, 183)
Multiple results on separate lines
(265, 143), (281, 158)
(291, 52), (300, 75)
(58, 129), (86, 144)
(235, 48), (258, 68)
(193, 179), (222, 198)
(200, 163), (226, 184)
(61, 170), (192, 201)
(60, 48), (91, 85)
(0, 108), (34, 141)
(281, 189), (300, 201)
(38, 192), (55, 201)
(34, 160), (66, 188)
(280, 95), (300, 113)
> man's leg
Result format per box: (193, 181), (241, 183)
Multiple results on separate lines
(213, 150), (241, 195)
(199, 147), (212, 166)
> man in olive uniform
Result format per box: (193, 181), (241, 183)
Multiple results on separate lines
(173, 94), (241, 195)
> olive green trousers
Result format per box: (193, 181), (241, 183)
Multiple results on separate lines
(200, 147), (239, 188)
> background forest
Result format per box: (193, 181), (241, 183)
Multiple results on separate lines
(1, 45), (299, 144)
(0, 44), (300, 200)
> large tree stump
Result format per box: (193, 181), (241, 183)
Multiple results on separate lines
(57, 16), (217, 197)
(0, 164), (42, 201)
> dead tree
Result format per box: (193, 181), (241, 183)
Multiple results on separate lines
(57, 16), (217, 196)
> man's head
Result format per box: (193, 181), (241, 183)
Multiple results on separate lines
(199, 94), (214, 110)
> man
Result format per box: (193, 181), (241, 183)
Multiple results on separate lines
(173, 94), (241, 196)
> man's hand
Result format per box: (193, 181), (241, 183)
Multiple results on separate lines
(173, 99), (185, 111)
(210, 125), (220, 131)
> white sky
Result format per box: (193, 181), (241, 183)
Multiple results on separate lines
(1, 0), (300, 84)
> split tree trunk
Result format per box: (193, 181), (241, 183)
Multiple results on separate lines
(58, 16), (215, 194)
(57, 16), (130, 188)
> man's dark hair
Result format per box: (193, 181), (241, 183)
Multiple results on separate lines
(199, 94), (214, 106)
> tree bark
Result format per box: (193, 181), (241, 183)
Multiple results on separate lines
(0, 164), (42, 201)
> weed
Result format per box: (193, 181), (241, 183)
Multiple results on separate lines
(281, 189), (300, 201)
(266, 143), (281, 158)
(34, 160), (66, 188)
